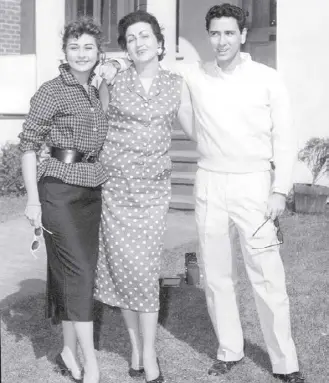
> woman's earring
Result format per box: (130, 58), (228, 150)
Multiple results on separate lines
(126, 51), (132, 61)
(157, 47), (162, 56)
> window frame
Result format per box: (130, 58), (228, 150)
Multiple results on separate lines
(65, 0), (147, 52)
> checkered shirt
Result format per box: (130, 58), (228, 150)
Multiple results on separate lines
(19, 64), (109, 187)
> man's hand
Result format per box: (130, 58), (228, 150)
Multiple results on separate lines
(98, 61), (120, 85)
(266, 192), (286, 220)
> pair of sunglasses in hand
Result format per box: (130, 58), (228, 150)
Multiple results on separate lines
(30, 225), (53, 259)
(251, 217), (283, 250)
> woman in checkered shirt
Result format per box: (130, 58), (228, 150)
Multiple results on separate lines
(19, 18), (108, 383)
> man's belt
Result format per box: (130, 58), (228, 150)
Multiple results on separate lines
(50, 147), (98, 164)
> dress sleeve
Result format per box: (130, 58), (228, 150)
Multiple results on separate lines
(19, 85), (57, 152)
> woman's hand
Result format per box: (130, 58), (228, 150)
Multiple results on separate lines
(37, 144), (51, 165)
(25, 204), (42, 228)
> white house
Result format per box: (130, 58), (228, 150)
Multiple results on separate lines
(1, 0), (328, 184)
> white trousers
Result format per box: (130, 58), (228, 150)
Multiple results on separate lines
(194, 169), (299, 374)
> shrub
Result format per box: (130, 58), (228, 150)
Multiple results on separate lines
(0, 142), (25, 196)
(298, 137), (329, 183)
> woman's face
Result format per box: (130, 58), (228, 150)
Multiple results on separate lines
(125, 22), (160, 65)
(65, 33), (99, 75)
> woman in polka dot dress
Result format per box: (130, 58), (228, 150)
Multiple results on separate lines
(94, 10), (195, 383)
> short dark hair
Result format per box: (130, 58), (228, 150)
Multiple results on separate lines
(62, 17), (103, 52)
(205, 3), (247, 32)
(117, 10), (165, 61)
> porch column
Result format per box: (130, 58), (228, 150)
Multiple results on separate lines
(146, 0), (177, 64)
(35, 0), (65, 87)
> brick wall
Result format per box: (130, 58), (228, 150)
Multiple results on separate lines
(0, 0), (21, 55)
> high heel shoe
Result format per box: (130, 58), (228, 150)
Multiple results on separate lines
(55, 353), (83, 383)
(128, 366), (145, 378)
(145, 359), (164, 383)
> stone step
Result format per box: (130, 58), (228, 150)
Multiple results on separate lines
(173, 120), (183, 130)
(172, 161), (198, 173)
(172, 183), (194, 196)
(171, 129), (190, 140)
(171, 171), (195, 185)
(169, 150), (199, 163)
(170, 194), (195, 210)
(171, 138), (197, 151)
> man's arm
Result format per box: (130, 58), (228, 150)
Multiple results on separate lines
(270, 72), (296, 195)
(97, 57), (199, 87)
(267, 71), (296, 219)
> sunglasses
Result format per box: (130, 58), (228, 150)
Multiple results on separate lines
(30, 225), (53, 259)
(251, 217), (283, 250)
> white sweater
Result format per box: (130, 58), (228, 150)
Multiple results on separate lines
(172, 53), (296, 195)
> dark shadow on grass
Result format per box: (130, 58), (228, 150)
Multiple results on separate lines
(0, 278), (131, 366)
(0, 279), (60, 361)
(1, 277), (272, 375)
(157, 277), (272, 374)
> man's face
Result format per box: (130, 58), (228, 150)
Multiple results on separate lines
(208, 17), (247, 67)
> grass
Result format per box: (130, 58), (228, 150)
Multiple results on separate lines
(0, 194), (26, 223)
(1, 197), (329, 382)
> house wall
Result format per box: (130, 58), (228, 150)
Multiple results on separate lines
(277, 0), (329, 148)
(0, 0), (20, 55)
(0, 0), (64, 145)
(277, 0), (329, 182)
(0, 54), (36, 115)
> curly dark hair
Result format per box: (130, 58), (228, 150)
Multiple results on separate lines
(117, 10), (165, 61)
(62, 17), (103, 52)
(205, 3), (247, 32)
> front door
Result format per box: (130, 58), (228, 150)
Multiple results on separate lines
(242, 0), (277, 68)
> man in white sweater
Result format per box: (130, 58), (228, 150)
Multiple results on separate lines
(100, 4), (304, 382)
(185, 5), (304, 382)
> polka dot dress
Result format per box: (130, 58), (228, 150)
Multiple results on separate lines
(94, 66), (182, 312)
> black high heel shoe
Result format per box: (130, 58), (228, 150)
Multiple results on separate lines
(55, 353), (83, 383)
(145, 359), (164, 383)
(129, 366), (145, 378)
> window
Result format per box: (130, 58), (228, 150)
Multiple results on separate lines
(65, 0), (147, 51)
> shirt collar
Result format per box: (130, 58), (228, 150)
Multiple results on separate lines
(203, 52), (252, 77)
(59, 63), (96, 86)
(127, 65), (163, 100)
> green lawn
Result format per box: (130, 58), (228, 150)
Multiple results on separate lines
(1, 196), (329, 382)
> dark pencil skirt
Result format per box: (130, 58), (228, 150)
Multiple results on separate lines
(38, 176), (101, 322)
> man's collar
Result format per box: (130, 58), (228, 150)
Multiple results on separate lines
(203, 52), (252, 76)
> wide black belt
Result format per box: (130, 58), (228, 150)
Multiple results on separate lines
(50, 147), (98, 164)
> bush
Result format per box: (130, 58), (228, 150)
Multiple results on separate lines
(0, 142), (25, 196)
(298, 137), (329, 183)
